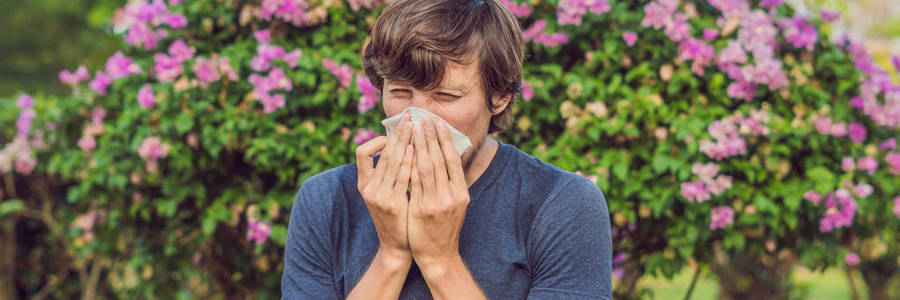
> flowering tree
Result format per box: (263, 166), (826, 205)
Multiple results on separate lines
(1, 0), (899, 299)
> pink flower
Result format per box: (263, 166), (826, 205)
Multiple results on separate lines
(820, 9), (840, 22)
(14, 155), (36, 175)
(893, 196), (900, 219)
(710, 206), (735, 230)
(153, 53), (183, 82)
(622, 32), (638, 47)
(246, 219), (272, 244)
(804, 190), (821, 205)
(819, 190), (858, 233)
(681, 180), (710, 202)
(691, 162), (720, 181)
(780, 16), (817, 51)
(880, 138), (897, 151)
(78, 135), (97, 152)
(348, 0), (385, 11)
(159, 12), (187, 28)
(892, 55), (900, 73)
(848, 123), (866, 144)
(322, 59), (353, 88)
(703, 28), (719, 41)
(353, 128), (379, 144)
(59, 65), (90, 85)
(849, 96), (864, 109)
(852, 182), (873, 198)
(501, 0), (532, 18)
(356, 74), (379, 113)
(168, 40), (195, 62)
(138, 84), (155, 109)
(138, 136), (171, 161)
(284, 49), (302, 68)
(254, 29), (271, 44)
(89, 71), (112, 96)
(857, 156), (878, 175)
(885, 152), (900, 175)
(521, 80), (534, 101)
(845, 252), (860, 266)
(260, 0), (313, 27)
(193, 56), (221, 87)
(523, 20), (569, 47)
(557, 0), (609, 26)
(760, 0), (782, 8)
(17, 94), (34, 108)
(842, 157), (855, 172)
(105, 51), (143, 79)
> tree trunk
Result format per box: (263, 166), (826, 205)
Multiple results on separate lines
(711, 248), (795, 300)
(858, 258), (898, 300)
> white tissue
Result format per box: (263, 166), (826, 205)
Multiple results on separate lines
(380, 107), (472, 157)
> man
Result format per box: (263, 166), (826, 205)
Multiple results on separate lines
(281, 0), (612, 299)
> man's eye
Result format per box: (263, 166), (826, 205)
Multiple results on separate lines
(436, 93), (460, 100)
(390, 89), (412, 98)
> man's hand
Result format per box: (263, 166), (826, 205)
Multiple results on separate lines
(356, 111), (415, 262)
(408, 115), (471, 267)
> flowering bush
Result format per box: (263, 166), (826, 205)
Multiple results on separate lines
(2, 0), (900, 298)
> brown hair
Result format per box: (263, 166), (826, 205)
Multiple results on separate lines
(362, 0), (524, 134)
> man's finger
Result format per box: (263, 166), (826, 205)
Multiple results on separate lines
(356, 135), (387, 189)
(435, 120), (466, 190)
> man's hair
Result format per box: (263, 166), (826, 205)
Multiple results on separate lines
(362, 0), (524, 134)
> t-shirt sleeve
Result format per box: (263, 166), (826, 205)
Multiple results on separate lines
(281, 181), (340, 300)
(526, 176), (613, 300)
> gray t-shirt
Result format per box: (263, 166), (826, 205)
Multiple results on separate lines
(281, 140), (612, 299)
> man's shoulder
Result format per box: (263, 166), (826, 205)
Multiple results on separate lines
(503, 144), (605, 205)
(297, 162), (357, 199)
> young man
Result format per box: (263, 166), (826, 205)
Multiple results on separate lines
(281, 0), (612, 299)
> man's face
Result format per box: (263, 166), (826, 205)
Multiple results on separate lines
(381, 60), (502, 173)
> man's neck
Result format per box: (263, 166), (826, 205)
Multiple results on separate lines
(464, 137), (499, 188)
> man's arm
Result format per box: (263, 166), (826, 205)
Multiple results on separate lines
(418, 254), (488, 300)
(282, 182), (340, 300)
(526, 176), (613, 300)
(346, 248), (413, 300)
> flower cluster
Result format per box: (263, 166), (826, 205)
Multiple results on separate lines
(699, 109), (770, 160)
(356, 74), (379, 113)
(347, 0), (385, 11)
(89, 51), (143, 96)
(322, 59), (353, 88)
(894, 196), (900, 219)
(112, 0), (187, 50)
(192, 54), (239, 89)
(246, 218), (272, 245)
(710, 206), (735, 230)
(260, 0), (328, 27)
(557, 0), (610, 26)
(523, 20), (568, 47)
(138, 84), (156, 109)
(248, 30), (301, 113)
(842, 156), (878, 175)
(352, 128), (379, 145)
(78, 107), (107, 153)
(813, 188), (858, 233)
(59, 65), (90, 86)
(138, 136), (171, 173)
(779, 16), (818, 51)
(153, 39), (195, 82)
(680, 162), (733, 202)
(885, 152), (900, 175)
(501, 0), (532, 18)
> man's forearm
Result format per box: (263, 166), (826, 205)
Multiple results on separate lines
(419, 254), (488, 300)
(347, 248), (412, 300)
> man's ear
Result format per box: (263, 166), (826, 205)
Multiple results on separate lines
(490, 93), (513, 116)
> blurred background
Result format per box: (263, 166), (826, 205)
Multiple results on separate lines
(2, 0), (900, 299)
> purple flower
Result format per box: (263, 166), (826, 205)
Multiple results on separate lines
(678, 37), (715, 75)
(760, 0), (782, 8)
(845, 252), (860, 266)
(703, 28), (719, 41)
(284, 49), (302, 68)
(260, 0), (313, 27)
(848, 123), (866, 144)
(820, 9), (840, 22)
(664, 13), (691, 42)
(780, 16), (818, 51)
(59, 65), (90, 85)
(78, 135), (96, 152)
(557, 0), (609, 26)
(819, 189), (858, 233)
(193, 56), (221, 87)
(138, 84), (155, 109)
(893, 196), (900, 219)
(622, 32), (637, 47)
(16, 109), (36, 138)
(153, 53), (183, 82)
(89, 71), (113, 96)
(710, 206), (735, 230)
(892, 55), (900, 73)
(17, 94), (34, 108)
(642, 0), (678, 29)
(159, 12), (187, 28)
(849, 96), (864, 109)
(353, 128), (380, 144)
(246, 219), (272, 245)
